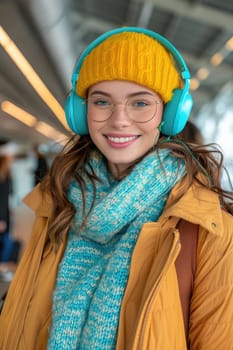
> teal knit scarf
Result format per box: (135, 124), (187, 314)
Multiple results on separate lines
(48, 149), (185, 350)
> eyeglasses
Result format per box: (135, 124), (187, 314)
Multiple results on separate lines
(87, 95), (163, 123)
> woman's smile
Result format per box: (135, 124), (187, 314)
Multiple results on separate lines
(105, 134), (140, 148)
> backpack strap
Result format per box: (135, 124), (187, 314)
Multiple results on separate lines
(175, 219), (198, 340)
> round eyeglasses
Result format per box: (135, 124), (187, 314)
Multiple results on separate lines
(87, 95), (163, 123)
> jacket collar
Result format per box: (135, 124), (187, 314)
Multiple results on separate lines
(163, 178), (224, 236)
(23, 184), (53, 217)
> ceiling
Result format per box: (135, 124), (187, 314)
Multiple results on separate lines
(0, 0), (233, 145)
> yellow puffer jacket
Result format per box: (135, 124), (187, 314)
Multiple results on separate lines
(0, 179), (233, 349)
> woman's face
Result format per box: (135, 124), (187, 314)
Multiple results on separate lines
(87, 80), (164, 177)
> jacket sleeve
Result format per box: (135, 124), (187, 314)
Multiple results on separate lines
(189, 211), (233, 349)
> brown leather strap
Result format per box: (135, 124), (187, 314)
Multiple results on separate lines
(175, 219), (198, 341)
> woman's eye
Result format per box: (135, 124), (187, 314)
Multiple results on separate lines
(134, 101), (148, 107)
(94, 99), (110, 106)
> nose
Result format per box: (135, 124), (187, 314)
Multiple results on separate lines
(110, 103), (132, 128)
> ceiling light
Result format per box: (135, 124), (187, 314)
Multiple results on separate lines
(1, 100), (68, 144)
(196, 68), (209, 80)
(1, 100), (37, 127)
(210, 52), (224, 66)
(225, 36), (233, 51)
(35, 121), (64, 139)
(0, 26), (70, 132)
(190, 78), (200, 91)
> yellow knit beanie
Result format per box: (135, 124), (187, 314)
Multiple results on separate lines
(76, 32), (182, 103)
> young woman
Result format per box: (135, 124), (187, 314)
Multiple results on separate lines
(0, 27), (233, 350)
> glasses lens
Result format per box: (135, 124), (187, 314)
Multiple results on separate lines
(87, 96), (112, 121)
(126, 96), (158, 122)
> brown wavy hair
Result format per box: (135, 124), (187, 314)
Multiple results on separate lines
(41, 134), (233, 246)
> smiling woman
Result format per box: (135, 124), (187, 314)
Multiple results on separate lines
(87, 81), (164, 177)
(0, 27), (233, 350)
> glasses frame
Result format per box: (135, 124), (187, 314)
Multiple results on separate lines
(86, 96), (163, 124)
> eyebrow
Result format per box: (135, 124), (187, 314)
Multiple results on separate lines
(89, 90), (155, 98)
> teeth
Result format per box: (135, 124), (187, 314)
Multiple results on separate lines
(108, 136), (137, 143)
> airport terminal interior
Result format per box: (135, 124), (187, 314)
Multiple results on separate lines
(0, 0), (233, 296)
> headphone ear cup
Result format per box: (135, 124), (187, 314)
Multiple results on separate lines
(65, 92), (89, 135)
(161, 88), (193, 136)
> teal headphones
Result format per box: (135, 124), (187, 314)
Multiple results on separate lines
(65, 27), (193, 136)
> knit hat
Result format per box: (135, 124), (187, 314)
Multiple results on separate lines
(76, 32), (182, 103)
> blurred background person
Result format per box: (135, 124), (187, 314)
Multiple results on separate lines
(0, 141), (20, 263)
(33, 145), (49, 186)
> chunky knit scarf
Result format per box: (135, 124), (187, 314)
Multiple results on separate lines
(48, 149), (185, 350)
